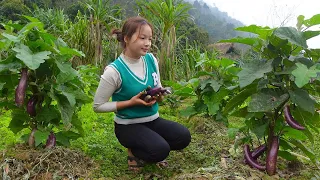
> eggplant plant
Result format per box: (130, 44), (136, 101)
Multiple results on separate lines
(220, 14), (320, 175)
(179, 51), (241, 124)
(0, 16), (90, 148)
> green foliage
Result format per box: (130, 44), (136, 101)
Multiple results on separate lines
(220, 14), (320, 163)
(136, 0), (193, 81)
(0, 0), (30, 21)
(0, 17), (89, 147)
(179, 51), (241, 123)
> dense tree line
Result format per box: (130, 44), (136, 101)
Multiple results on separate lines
(0, 0), (243, 45)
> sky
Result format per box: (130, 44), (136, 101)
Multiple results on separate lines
(202, 0), (320, 48)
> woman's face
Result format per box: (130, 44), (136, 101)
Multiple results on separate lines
(124, 24), (152, 59)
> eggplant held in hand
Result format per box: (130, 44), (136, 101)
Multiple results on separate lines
(140, 86), (171, 102)
(284, 105), (305, 130)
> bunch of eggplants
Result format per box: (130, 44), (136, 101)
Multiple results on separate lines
(140, 86), (171, 102)
(15, 68), (56, 149)
(243, 104), (305, 175)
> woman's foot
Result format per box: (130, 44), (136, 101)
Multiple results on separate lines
(127, 149), (145, 172)
(156, 160), (169, 169)
(128, 156), (145, 172)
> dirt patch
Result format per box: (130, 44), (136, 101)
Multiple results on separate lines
(0, 144), (97, 179)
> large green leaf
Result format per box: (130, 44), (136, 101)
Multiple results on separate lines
(305, 49), (320, 62)
(55, 60), (78, 84)
(274, 27), (308, 48)
(289, 139), (316, 162)
(200, 78), (221, 92)
(59, 47), (85, 57)
(248, 92), (289, 112)
(55, 131), (81, 146)
(9, 109), (30, 134)
(235, 25), (273, 39)
(36, 106), (59, 123)
(219, 37), (261, 47)
(296, 15), (305, 31)
(204, 88), (229, 116)
(289, 89), (315, 114)
(294, 57), (314, 68)
(280, 138), (294, 150)
(71, 115), (84, 136)
(18, 22), (44, 38)
(0, 62), (22, 73)
(62, 91), (76, 107)
(303, 31), (320, 40)
(52, 94), (74, 126)
(180, 106), (197, 118)
(291, 63), (318, 88)
(251, 122), (268, 138)
(223, 85), (256, 115)
(238, 60), (272, 88)
(206, 102), (219, 116)
(303, 14), (320, 27)
(34, 131), (50, 147)
(12, 44), (51, 70)
(283, 127), (307, 141)
(278, 150), (297, 161)
(2, 33), (20, 43)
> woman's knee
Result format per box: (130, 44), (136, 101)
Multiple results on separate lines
(180, 127), (191, 149)
(149, 142), (170, 162)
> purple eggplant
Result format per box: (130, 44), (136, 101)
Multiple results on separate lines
(244, 144), (266, 171)
(284, 105), (305, 130)
(28, 128), (37, 148)
(266, 136), (279, 175)
(27, 96), (37, 117)
(45, 132), (56, 149)
(244, 144), (267, 163)
(15, 68), (28, 107)
(140, 86), (171, 102)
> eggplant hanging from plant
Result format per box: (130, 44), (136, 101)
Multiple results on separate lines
(266, 136), (279, 175)
(27, 96), (38, 117)
(140, 86), (171, 102)
(244, 144), (266, 171)
(244, 144), (267, 163)
(28, 127), (37, 148)
(284, 105), (305, 130)
(45, 132), (56, 149)
(15, 68), (28, 107)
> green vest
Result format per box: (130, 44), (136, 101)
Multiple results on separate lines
(110, 53), (159, 119)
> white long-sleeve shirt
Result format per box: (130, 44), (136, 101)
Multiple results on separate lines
(93, 53), (162, 113)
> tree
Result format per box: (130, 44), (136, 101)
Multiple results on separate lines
(136, 0), (193, 80)
(0, 0), (30, 21)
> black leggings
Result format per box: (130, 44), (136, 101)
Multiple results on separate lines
(114, 117), (191, 163)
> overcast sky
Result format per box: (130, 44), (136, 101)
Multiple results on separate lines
(202, 0), (320, 48)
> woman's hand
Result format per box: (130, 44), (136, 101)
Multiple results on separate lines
(152, 93), (164, 102)
(129, 92), (157, 106)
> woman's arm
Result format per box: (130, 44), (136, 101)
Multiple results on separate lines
(93, 66), (119, 113)
(93, 66), (156, 113)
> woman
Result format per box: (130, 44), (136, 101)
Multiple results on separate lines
(93, 16), (191, 172)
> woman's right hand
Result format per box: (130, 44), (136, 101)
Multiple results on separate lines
(129, 92), (156, 106)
